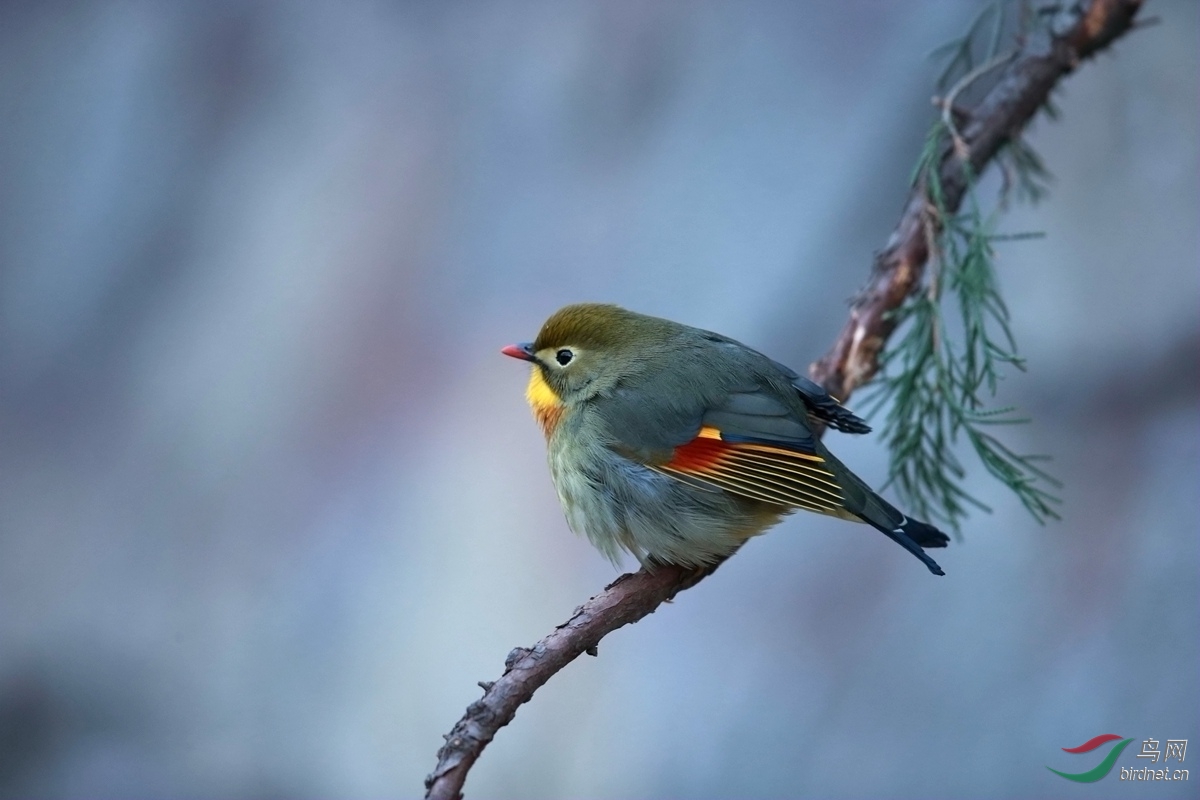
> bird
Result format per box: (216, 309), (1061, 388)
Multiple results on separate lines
(502, 303), (948, 575)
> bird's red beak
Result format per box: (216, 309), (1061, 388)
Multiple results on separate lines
(501, 342), (537, 362)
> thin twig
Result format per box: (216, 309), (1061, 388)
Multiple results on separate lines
(940, 50), (1018, 158)
(425, 2), (1144, 797)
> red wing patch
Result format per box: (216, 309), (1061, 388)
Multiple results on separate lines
(653, 426), (846, 513)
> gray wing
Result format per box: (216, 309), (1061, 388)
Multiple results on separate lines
(590, 338), (819, 460)
(591, 350), (846, 513)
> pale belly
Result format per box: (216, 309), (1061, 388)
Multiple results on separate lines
(545, 433), (787, 568)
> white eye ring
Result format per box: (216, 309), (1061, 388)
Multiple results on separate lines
(555, 348), (574, 366)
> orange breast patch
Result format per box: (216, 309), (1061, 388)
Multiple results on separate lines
(533, 404), (564, 437)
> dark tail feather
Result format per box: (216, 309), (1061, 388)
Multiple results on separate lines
(824, 451), (949, 575)
(903, 517), (950, 549)
(877, 518), (946, 576)
(879, 515), (947, 575)
(859, 510), (948, 576)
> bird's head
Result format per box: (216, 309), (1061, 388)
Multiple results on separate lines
(502, 303), (673, 413)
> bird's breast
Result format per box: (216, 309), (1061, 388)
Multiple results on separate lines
(525, 367), (564, 437)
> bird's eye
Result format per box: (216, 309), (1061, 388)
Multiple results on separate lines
(555, 349), (574, 366)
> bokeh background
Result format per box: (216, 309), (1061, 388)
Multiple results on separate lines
(1, 2), (1196, 798)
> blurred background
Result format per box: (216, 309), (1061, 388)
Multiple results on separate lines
(1, 2), (1196, 798)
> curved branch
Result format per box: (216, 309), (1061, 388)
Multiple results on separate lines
(425, 2), (1142, 797)
(809, 0), (1143, 398)
(425, 564), (712, 799)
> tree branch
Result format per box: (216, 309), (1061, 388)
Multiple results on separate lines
(425, 564), (714, 799)
(425, 2), (1143, 797)
(809, 0), (1143, 398)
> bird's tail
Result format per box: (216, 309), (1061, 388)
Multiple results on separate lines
(871, 512), (948, 576)
(840, 471), (949, 576)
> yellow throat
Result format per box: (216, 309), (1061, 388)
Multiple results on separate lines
(525, 367), (563, 437)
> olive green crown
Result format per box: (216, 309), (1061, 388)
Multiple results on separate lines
(533, 303), (669, 352)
